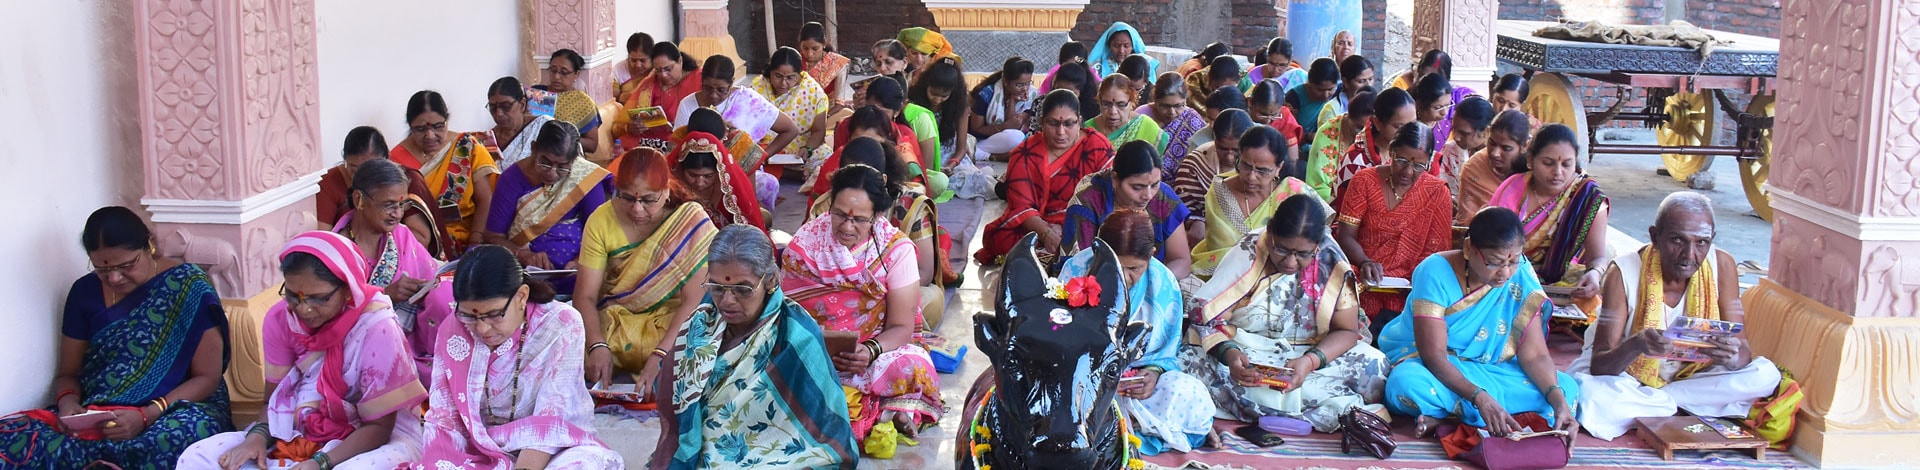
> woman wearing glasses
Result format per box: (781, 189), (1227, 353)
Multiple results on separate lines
(781, 164), (943, 445)
(482, 121), (613, 294)
(181, 231), (427, 469)
(0, 207), (230, 468)
(1089, 73), (1164, 151)
(392, 90), (500, 251)
(483, 76), (556, 167)
(330, 158), (452, 381)
(571, 147), (717, 395)
(653, 225), (856, 469)
(1191, 125), (1318, 279)
(1334, 122), (1455, 335)
(410, 245), (623, 469)
(1189, 194), (1388, 433)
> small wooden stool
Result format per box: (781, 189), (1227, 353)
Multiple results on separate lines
(1632, 416), (1769, 461)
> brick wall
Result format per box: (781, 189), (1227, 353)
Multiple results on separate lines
(1685, 0), (1780, 38)
(745, 0), (935, 73)
(1071, 0), (1281, 57)
(1362, 0), (1386, 68)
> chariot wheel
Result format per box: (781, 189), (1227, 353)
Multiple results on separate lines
(1657, 90), (1722, 186)
(1741, 94), (1776, 222)
(1521, 72), (1590, 161)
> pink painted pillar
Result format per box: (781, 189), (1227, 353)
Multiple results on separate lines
(679, 0), (745, 72)
(1741, 0), (1920, 466)
(134, 0), (324, 426)
(1411, 0), (1498, 94)
(527, 0), (622, 104)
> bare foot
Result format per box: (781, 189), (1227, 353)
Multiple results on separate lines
(892, 412), (919, 440)
(1415, 415), (1440, 438)
(1205, 429), (1223, 448)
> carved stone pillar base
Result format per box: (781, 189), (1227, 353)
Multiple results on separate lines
(1743, 279), (1920, 467)
(681, 1), (742, 71)
(1453, 65), (1498, 95)
(219, 286), (286, 428)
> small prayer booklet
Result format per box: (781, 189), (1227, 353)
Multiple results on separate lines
(1649, 317), (1743, 363)
(628, 106), (670, 128)
(525, 87), (558, 117)
(1699, 416), (1757, 439)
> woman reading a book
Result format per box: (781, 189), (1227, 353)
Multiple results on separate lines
(672, 55), (801, 171)
(1488, 124), (1610, 322)
(748, 47), (832, 166)
(330, 158), (451, 381)
(0, 207), (231, 468)
(651, 225), (856, 469)
(1189, 195), (1387, 433)
(781, 165), (943, 445)
(180, 231), (427, 469)
(670, 122), (765, 231)
(409, 246), (623, 470)
(1333, 122), (1454, 333)
(482, 121), (614, 295)
(1376, 207), (1580, 439)
(484, 76), (556, 167)
(571, 147), (716, 396)
(315, 127), (446, 257)
(392, 90), (499, 250)
(614, 41), (701, 153)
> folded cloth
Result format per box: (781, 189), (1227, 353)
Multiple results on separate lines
(1534, 20), (1733, 59)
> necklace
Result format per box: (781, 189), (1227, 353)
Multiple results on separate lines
(482, 323), (529, 426)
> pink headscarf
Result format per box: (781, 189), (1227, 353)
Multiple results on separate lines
(278, 231), (385, 441)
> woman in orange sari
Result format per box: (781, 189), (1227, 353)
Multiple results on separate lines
(391, 90), (497, 250)
(975, 90), (1116, 265)
(799, 22), (851, 101)
(614, 41), (702, 153)
(1335, 122), (1454, 332)
(613, 32), (654, 103)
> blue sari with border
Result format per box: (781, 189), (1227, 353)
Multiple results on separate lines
(1377, 254), (1579, 427)
(0, 263), (231, 469)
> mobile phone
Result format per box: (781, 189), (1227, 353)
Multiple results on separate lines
(60, 410), (114, 430)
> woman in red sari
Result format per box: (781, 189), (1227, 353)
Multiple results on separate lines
(1334, 122), (1454, 331)
(671, 128), (766, 230)
(975, 89), (1116, 265)
(614, 41), (702, 153)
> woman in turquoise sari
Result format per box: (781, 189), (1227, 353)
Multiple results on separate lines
(1378, 207), (1580, 438)
(0, 207), (231, 469)
(1088, 22), (1160, 79)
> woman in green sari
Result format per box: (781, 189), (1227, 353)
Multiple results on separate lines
(1191, 126), (1318, 279)
(1089, 73), (1165, 151)
(0, 207), (230, 468)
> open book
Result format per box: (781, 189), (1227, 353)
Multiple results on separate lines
(1647, 317), (1743, 363)
(627, 106), (670, 128)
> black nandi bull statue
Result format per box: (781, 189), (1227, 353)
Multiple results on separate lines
(958, 234), (1150, 470)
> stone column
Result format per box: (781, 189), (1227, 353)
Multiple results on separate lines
(1741, 0), (1920, 467)
(679, 0), (744, 72)
(134, 0), (324, 426)
(524, 0), (622, 104)
(924, 0), (1089, 75)
(1411, 0), (1498, 94)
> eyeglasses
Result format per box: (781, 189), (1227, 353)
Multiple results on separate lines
(90, 255), (143, 276)
(1239, 162), (1279, 178)
(409, 122), (448, 134)
(486, 101), (518, 114)
(771, 72), (802, 83)
(830, 210), (875, 227)
(535, 159), (573, 177)
(704, 281), (762, 300)
(1099, 100), (1133, 110)
(451, 299), (518, 326)
(280, 284), (341, 310)
(613, 191), (662, 205)
(368, 200), (408, 215)
(1393, 156), (1432, 172)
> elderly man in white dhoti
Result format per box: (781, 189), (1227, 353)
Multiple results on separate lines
(1569, 192), (1781, 440)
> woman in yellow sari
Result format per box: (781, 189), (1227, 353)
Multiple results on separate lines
(572, 147), (716, 396)
(392, 90), (498, 250)
(748, 47), (833, 164)
(1192, 125), (1318, 279)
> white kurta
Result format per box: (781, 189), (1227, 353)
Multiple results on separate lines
(1570, 245), (1782, 440)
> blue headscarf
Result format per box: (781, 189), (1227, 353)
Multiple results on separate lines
(1088, 22), (1160, 80)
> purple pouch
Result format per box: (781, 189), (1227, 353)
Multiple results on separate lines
(1259, 415), (1313, 436)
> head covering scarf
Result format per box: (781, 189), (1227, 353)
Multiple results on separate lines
(673, 131), (766, 230)
(1088, 22), (1161, 79)
(898, 27), (959, 63)
(278, 231), (386, 441)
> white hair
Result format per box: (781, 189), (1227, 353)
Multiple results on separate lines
(1655, 191), (1716, 228)
(708, 224), (778, 278)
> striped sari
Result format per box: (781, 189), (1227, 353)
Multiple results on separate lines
(581, 203), (717, 372)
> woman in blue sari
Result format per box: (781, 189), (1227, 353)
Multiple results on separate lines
(1058, 210), (1215, 455)
(0, 207), (230, 469)
(1378, 207), (1579, 437)
(1063, 140), (1194, 278)
(1088, 22), (1159, 79)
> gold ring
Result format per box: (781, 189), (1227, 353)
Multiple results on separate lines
(105, 421), (119, 428)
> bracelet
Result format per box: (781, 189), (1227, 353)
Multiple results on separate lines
(862, 339), (883, 359)
(587, 342), (611, 354)
(1305, 348), (1330, 370)
(1545, 385), (1565, 401)
(1470, 387), (1488, 402)
(132, 406), (149, 426)
(312, 451), (333, 470)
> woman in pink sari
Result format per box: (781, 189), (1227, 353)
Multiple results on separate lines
(330, 158), (451, 381)
(178, 231), (427, 469)
(781, 165), (943, 444)
(409, 246), (622, 469)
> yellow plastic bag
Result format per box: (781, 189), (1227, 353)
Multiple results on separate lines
(862, 421), (919, 459)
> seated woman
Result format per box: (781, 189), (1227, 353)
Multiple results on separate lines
(1177, 42), (1231, 81)
(1089, 22), (1156, 78)
(907, 60), (970, 196)
(866, 39), (912, 102)
(483, 121), (614, 294)
(1185, 86), (1249, 152)
(968, 56), (1038, 158)
(1335, 123), (1455, 335)
(484, 76), (556, 167)
(333, 159), (450, 380)
(671, 126), (765, 230)
(540, 49), (602, 155)
(412, 246), (622, 469)
(1488, 73), (1531, 115)
(1189, 194), (1388, 432)
(180, 231), (427, 469)
(392, 90), (499, 249)
(673, 55), (801, 173)
(572, 147), (716, 391)
(806, 137), (946, 323)
(1173, 109), (1255, 221)
(1333, 88), (1416, 201)
(1489, 124), (1610, 319)
(1316, 56), (1376, 130)
(1141, 74), (1207, 174)
(1119, 55), (1156, 102)
(316, 126), (445, 257)
(0, 207), (230, 468)
(783, 164), (944, 443)
(1410, 73), (1458, 156)
(1064, 140), (1194, 278)
(1089, 73), (1165, 150)
(1249, 38), (1307, 91)
(1184, 56), (1252, 108)
(1332, 30), (1359, 61)
(1191, 125), (1316, 279)
(976, 90), (1116, 265)
(1306, 89), (1376, 202)
(613, 33), (653, 104)
(1038, 41), (1094, 95)
(614, 41), (702, 153)
(1249, 79), (1304, 149)
(896, 27), (959, 83)
(653, 226), (856, 469)
(666, 105), (780, 211)
(1060, 209), (1214, 454)
(1377, 207), (1580, 438)
(798, 22), (852, 100)
(1284, 59), (1342, 144)
(748, 47), (833, 171)
(811, 78), (925, 197)
(1390, 49), (1449, 91)
(1455, 110), (1533, 225)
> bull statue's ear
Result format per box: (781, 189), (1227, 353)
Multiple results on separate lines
(982, 233), (1046, 364)
(1115, 320), (1151, 364)
(1086, 240), (1127, 317)
(974, 311), (1003, 365)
